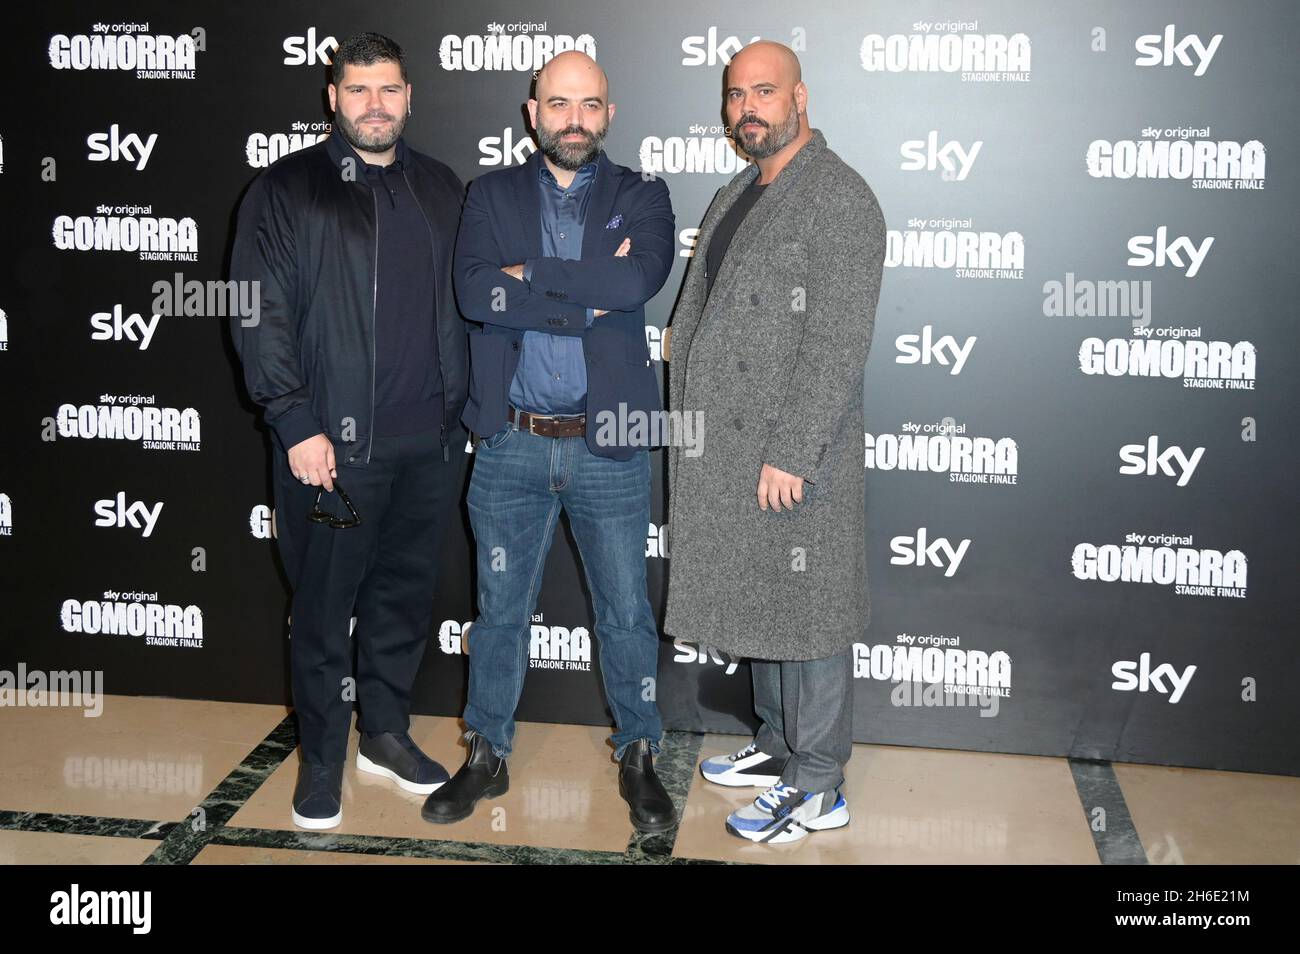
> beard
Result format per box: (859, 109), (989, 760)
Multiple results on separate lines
(335, 107), (407, 154)
(731, 99), (801, 159)
(536, 119), (607, 170)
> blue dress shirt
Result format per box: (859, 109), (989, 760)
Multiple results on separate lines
(508, 158), (598, 415)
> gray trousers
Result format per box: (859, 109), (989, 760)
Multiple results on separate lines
(751, 651), (854, 795)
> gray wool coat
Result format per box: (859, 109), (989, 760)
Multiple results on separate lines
(663, 128), (886, 661)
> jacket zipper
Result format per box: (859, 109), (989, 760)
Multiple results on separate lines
(402, 169), (450, 461)
(366, 188), (378, 463)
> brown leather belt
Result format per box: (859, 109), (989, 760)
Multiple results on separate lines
(507, 405), (586, 438)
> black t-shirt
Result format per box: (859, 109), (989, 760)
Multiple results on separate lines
(705, 180), (768, 296)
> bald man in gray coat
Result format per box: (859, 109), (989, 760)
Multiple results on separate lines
(664, 42), (886, 845)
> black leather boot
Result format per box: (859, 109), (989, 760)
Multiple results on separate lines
(618, 739), (677, 833)
(421, 732), (508, 824)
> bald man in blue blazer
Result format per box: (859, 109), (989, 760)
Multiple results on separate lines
(423, 51), (678, 834)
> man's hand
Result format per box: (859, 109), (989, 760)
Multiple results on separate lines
(500, 263), (526, 281)
(757, 462), (805, 512)
(289, 434), (337, 492)
(592, 237), (632, 317)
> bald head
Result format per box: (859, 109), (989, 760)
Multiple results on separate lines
(535, 50), (608, 103)
(727, 40), (802, 87)
(529, 51), (615, 173)
(724, 41), (808, 163)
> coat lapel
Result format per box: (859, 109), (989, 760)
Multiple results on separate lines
(692, 164), (759, 285)
(699, 128), (827, 325)
(669, 161), (759, 353)
(581, 152), (620, 259)
(512, 149), (544, 259)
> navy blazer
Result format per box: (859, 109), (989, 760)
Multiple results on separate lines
(453, 147), (675, 459)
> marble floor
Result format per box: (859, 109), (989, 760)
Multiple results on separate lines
(1, 695), (1297, 865)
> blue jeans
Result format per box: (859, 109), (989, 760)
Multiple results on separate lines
(462, 415), (664, 760)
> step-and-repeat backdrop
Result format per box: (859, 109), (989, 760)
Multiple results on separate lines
(3, 1), (1297, 776)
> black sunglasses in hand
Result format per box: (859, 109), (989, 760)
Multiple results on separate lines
(308, 481), (361, 529)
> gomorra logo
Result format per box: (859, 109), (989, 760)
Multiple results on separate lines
(49, 32), (196, 72)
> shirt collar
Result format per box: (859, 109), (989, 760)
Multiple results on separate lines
(337, 132), (408, 175)
(538, 153), (599, 190)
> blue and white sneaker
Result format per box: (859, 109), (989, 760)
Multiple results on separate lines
(725, 783), (850, 844)
(700, 741), (786, 788)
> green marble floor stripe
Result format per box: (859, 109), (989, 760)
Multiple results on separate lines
(1069, 758), (1149, 865)
(142, 713), (299, 865)
(208, 826), (729, 864)
(0, 809), (175, 840)
(211, 826), (633, 864)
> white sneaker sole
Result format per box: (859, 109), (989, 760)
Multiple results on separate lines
(802, 803), (851, 831)
(727, 803), (851, 844)
(356, 751), (446, 795)
(701, 765), (783, 788)
(291, 807), (342, 830)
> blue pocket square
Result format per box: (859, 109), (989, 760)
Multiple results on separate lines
(605, 214), (623, 229)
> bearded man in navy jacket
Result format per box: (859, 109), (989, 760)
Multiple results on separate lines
(421, 51), (678, 833)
